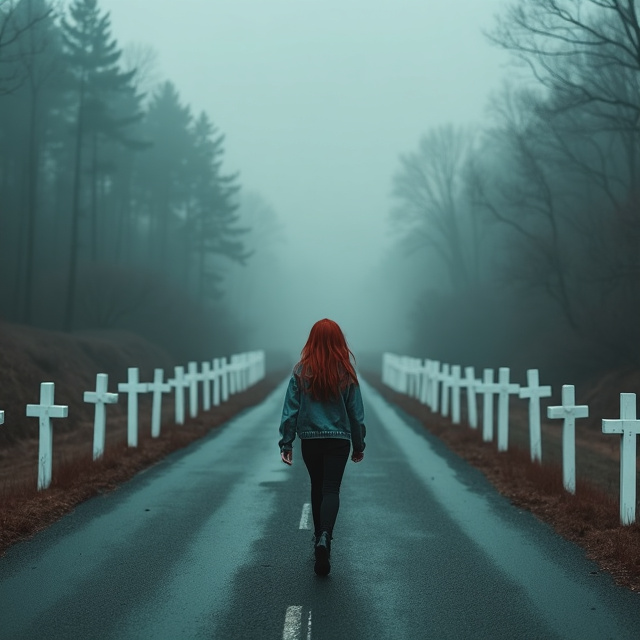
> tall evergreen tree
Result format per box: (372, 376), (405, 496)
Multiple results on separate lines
(187, 112), (248, 301)
(60, 0), (139, 330)
(138, 81), (193, 271)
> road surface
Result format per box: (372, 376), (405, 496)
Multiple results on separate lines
(1, 378), (639, 639)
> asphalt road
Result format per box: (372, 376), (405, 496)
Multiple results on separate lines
(1, 377), (639, 640)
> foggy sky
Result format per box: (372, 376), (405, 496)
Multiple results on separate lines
(98, 0), (509, 356)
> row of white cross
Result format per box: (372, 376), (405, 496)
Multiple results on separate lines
(5, 351), (266, 492)
(382, 353), (640, 526)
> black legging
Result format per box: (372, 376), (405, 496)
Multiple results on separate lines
(301, 438), (350, 537)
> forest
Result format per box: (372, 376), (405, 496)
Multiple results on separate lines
(2, 0), (640, 383)
(0, 0), (252, 360)
(389, 0), (640, 383)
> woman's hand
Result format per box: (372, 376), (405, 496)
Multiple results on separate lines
(351, 451), (364, 463)
(281, 450), (293, 466)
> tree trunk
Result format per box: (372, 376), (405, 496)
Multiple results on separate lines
(63, 78), (86, 331)
(23, 86), (40, 323)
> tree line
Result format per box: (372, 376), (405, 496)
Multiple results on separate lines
(0, 0), (249, 358)
(390, 0), (640, 380)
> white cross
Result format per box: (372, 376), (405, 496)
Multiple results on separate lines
(201, 361), (212, 411)
(84, 373), (118, 460)
(496, 367), (520, 452)
(419, 359), (431, 405)
(147, 368), (171, 437)
(518, 369), (552, 462)
(212, 359), (221, 407)
(463, 366), (478, 429)
(602, 393), (640, 525)
(450, 365), (462, 424)
(547, 385), (588, 494)
(117, 368), (148, 447)
(0, 409), (4, 425)
(475, 368), (499, 443)
(229, 355), (239, 396)
(239, 353), (250, 391)
(168, 365), (188, 424)
(429, 361), (441, 412)
(220, 357), (230, 403)
(440, 364), (452, 417)
(26, 382), (68, 490)
(186, 361), (203, 418)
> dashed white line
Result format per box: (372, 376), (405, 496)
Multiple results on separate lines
(283, 606), (312, 640)
(299, 503), (311, 530)
(283, 606), (302, 640)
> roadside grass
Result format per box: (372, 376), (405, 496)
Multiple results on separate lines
(364, 371), (640, 593)
(0, 372), (284, 556)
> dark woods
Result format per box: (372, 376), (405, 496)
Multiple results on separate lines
(0, 0), (249, 359)
(390, 0), (640, 381)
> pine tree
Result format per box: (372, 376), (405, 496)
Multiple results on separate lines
(61, 0), (141, 330)
(188, 111), (248, 302)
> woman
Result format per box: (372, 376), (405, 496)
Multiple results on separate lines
(278, 318), (366, 576)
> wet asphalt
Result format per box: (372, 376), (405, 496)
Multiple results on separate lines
(1, 378), (639, 640)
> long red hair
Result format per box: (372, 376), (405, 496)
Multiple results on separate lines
(295, 319), (358, 401)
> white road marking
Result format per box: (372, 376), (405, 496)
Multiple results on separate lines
(283, 606), (302, 640)
(299, 503), (311, 530)
(307, 610), (312, 640)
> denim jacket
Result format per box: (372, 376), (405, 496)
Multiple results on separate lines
(278, 374), (366, 453)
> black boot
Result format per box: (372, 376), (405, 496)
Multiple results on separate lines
(314, 531), (331, 576)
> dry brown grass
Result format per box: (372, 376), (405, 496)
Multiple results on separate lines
(0, 372), (284, 556)
(365, 371), (640, 593)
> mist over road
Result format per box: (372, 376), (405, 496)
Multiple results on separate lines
(1, 380), (638, 640)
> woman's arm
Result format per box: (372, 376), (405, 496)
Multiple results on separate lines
(346, 383), (366, 453)
(278, 375), (300, 453)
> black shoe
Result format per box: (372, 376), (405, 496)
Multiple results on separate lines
(314, 531), (331, 576)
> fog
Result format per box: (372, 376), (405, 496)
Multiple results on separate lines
(99, 0), (508, 358)
(8, 0), (636, 379)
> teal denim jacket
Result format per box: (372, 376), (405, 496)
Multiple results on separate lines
(278, 374), (366, 453)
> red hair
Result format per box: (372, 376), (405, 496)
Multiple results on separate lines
(295, 319), (358, 401)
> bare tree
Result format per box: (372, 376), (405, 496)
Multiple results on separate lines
(391, 125), (479, 292)
(0, 0), (53, 94)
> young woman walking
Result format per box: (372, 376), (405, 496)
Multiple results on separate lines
(278, 318), (366, 576)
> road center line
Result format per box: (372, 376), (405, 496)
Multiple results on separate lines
(283, 606), (302, 640)
(299, 503), (311, 530)
(307, 610), (312, 640)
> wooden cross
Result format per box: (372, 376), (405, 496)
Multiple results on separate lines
(168, 365), (188, 424)
(547, 385), (588, 494)
(463, 366), (478, 429)
(518, 369), (552, 462)
(475, 368), (499, 442)
(26, 382), (68, 490)
(450, 365), (462, 424)
(84, 373), (118, 460)
(440, 364), (452, 417)
(496, 367), (520, 452)
(201, 361), (212, 411)
(117, 368), (148, 447)
(147, 368), (171, 438)
(602, 393), (640, 525)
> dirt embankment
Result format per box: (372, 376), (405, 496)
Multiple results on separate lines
(0, 322), (286, 556)
(364, 370), (640, 593)
(0, 322), (175, 444)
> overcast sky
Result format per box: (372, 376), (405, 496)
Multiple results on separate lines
(98, 0), (510, 353)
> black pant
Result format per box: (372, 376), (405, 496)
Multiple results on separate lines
(301, 438), (350, 537)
